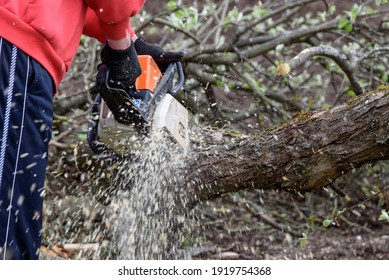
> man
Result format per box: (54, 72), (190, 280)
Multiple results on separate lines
(0, 0), (183, 259)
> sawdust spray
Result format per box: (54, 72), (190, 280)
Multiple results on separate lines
(105, 132), (189, 259)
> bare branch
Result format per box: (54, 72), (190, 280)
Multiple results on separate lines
(185, 19), (339, 64)
(276, 45), (364, 95)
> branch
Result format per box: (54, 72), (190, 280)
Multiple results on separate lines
(232, 0), (322, 45)
(240, 198), (301, 237)
(276, 45), (364, 95)
(358, 47), (389, 64)
(185, 19), (339, 64)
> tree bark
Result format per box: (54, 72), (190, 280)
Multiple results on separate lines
(187, 88), (389, 204)
(75, 88), (389, 207)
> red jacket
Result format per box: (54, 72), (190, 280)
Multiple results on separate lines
(0, 0), (145, 89)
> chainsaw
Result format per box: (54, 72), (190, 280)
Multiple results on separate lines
(87, 55), (189, 156)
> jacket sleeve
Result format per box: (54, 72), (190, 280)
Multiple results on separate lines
(83, 8), (105, 43)
(84, 0), (146, 40)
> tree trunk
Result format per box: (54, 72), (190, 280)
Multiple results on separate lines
(187, 88), (389, 204)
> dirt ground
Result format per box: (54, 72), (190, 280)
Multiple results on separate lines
(184, 194), (389, 260)
(41, 188), (389, 260)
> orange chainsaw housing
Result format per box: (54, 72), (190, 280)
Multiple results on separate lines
(135, 55), (162, 92)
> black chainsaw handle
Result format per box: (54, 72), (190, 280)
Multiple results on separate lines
(87, 94), (107, 155)
(170, 62), (185, 96)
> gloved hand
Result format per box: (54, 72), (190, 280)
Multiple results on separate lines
(134, 36), (184, 72)
(100, 41), (142, 89)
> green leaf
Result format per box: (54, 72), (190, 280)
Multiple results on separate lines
(350, 5), (362, 22)
(378, 209), (389, 222)
(215, 80), (223, 87)
(345, 22), (353, 33)
(351, 7), (361, 19)
(242, 83), (250, 90)
(299, 232), (309, 248)
(337, 208), (347, 215)
(322, 219), (333, 227)
(300, 239), (308, 248)
(227, 81), (235, 89)
(175, 10), (186, 20)
(338, 18), (349, 29)
(226, 7), (241, 22)
(252, 6), (268, 17)
(328, 5), (336, 15)
(382, 73), (388, 83)
(358, 204), (366, 209)
(344, 5), (361, 26)
(167, 0), (177, 10)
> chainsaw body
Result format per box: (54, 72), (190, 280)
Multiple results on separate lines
(88, 55), (189, 155)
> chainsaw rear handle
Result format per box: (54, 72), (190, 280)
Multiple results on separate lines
(170, 62), (185, 96)
(87, 93), (109, 154)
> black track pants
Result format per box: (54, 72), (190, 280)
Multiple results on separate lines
(0, 38), (54, 260)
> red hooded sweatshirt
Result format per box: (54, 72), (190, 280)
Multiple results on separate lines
(0, 0), (146, 89)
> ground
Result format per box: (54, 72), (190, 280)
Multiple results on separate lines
(186, 192), (389, 260)
(41, 181), (389, 260)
